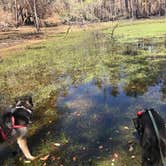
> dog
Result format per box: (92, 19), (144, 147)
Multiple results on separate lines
(0, 95), (36, 160)
(133, 108), (166, 166)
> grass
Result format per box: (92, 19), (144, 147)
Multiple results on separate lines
(0, 18), (166, 165)
(105, 18), (166, 42)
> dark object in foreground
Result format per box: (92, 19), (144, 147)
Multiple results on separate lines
(133, 108), (166, 166)
(0, 95), (36, 160)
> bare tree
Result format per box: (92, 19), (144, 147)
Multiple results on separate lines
(33, 0), (40, 32)
(15, 0), (18, 27)
(165, 0), (166, 17)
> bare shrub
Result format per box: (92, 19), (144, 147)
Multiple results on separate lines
(0, 7), (14, 31)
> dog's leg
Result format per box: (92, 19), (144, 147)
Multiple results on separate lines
(17, 137), (36, 160)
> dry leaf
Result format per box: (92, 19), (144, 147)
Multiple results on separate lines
(40, 154), (50, 161)
(72, 156), (77, 161)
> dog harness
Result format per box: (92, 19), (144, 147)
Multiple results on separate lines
(0, 106), (32, 142)
(147, 110), (166, 166)
(0, 116), (26, 141)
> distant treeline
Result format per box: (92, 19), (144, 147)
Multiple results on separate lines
(0, 0), (166, 27)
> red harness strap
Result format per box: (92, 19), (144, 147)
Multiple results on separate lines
(0, 116), (25, 142)
(0, 126), (7, 141)
(10, 116), (26, 129)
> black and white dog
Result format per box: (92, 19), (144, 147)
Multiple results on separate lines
(0, 95), (36, 160)
(133, 108), (166, 166)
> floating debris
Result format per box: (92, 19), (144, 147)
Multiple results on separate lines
(98, 145), (103, 149)
(109, 137), (113, 141)
(54, 143), (61, 147)
(131, 155), (136, 159)
(124, 126), (129, 130)
(129, 145), (134, 152)
(24, 160), (31, 164)
(57, 157), (61, 160)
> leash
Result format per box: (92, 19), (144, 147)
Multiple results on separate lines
(148, 110), (166, 166)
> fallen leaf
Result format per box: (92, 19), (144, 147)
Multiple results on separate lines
(51, 156), (57, 161)
(42, 163), (46, 166)
(72, 156), (77, 161)
(40, 154), (50, 161)
(114, 153), (118, 158)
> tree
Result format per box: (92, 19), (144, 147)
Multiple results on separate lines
(15, 0), (18, 26)
(33, 0), (40, 32)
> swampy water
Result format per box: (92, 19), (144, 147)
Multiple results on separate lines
(1, 31), (166, 166)
(45, 33), (166, 165)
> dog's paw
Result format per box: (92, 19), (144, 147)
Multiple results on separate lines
(27, 156), (37, 160)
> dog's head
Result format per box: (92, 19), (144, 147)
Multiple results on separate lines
(15, 95), (33, 109)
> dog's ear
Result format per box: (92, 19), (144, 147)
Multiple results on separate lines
(15, 97), (20, 104)
(27, 96), (33, 107)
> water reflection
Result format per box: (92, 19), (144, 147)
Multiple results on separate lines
(48, 33), (166, 165)
(53, 73), (166, 165)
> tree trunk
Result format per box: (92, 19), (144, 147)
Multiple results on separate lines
(165, 0), (166, 17)
(15, 0), (18, 27)
(124, 0), (129, 18)
(159, 0), (161, 16)
(33, 0), (40, 33)
(129, 0), (132, 18)
(131, 0), (135, 19)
